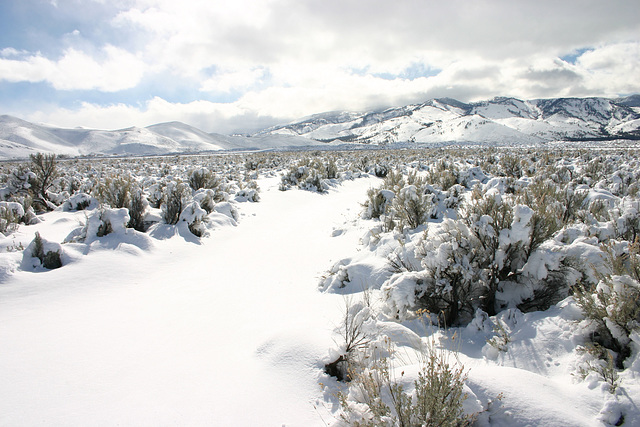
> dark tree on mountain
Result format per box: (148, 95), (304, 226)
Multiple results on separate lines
(29, 153), (58, 210)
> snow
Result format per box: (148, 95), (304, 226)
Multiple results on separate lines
(0, 116), (322, 159)
(1, 150), (639, 426)
(257, 96), (640, 146)
(0, 175), (377, 425)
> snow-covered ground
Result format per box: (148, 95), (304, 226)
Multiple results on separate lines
(0, 175), (379, 426)
(1, 149), (639, 426)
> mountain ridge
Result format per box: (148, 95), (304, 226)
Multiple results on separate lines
(256, 96), (640, 145)
(0, 116), (323, 159)
(1, 95), (639, 159)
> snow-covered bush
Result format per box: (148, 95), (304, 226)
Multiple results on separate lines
(0, 201), (24, 234)
(337, 332), (469, 426)
(27, 232), (62, 269)
(96, 175), (148, 231)
(325, 299), (373, 382)
(388, 219), (484, 325)
(193, 188), (216, 213)
(73, 207), (130, 242)
(363, 188), (394, 220)
(426, 159), (459, 191)
(127, 188), (148, 232)
(188, 167), (216, 190)
(235, 178), (260, 202)
(180, 201), (207, 237)
(574, 243), (640, 368)
(162, 182), (191, 225)
(392, 184), (432, 231)
(613, 197), (640, 242)
(4, 165), (36, 198)
(97, 175), (133, 209)
(62, 192), (97, 211)
(279, 157), (340, 193)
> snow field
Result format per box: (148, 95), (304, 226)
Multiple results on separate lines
(1, 147), (640, 426)
(0, 175), (380, 426)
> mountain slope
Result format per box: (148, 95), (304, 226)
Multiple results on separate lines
(0, 117), (321, 160)
(1, 95), (639, 159)
(257, 96), (640, 145)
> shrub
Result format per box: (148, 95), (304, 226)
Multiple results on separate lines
(162, 182), (191, 225)
(0, 201), (24, 234)
(575, 344), (620, 394)
(573, 243), (640, 368)
(29, 232), (62, 269)
(127, 188), (147, 232)
(63, 193), (95, 211)
(29, 153), (58, 210)
(418, 220), (485, 325)
(338, 334), (469, 426)
(97, 176), (132, 209)
(96, 208), (114, 237)
(180, 201), (207, 237)
(486, 319), (512, 352)
(193, 189), (216, 213)
(500, 154), (523, 178)
(325, 299), (372, 382)
(383, 169), (404, 193)
(188, 168), (217, 190)
(427, 160), (459, 191)
(97, 176), (147, 231)
(393, 185), (431, 230)
(373, 163), (389, 178)
(363, 188), (394, 220)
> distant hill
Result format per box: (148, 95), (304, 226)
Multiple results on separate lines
(0, 116), (322, 160)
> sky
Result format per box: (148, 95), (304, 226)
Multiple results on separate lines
(0, 0), (639, 134)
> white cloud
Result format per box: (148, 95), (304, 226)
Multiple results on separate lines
(0, 45), (145, 92)
(26, 97), (279, 134)
(4, 0), (640, 133)
(576, 42), (640, 94)
(199, 67), (268, 93)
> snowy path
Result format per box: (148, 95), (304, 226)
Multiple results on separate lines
(0, 176), (378, 426)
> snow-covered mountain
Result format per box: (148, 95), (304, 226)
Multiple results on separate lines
(1, 95), (639, 159)
(0, 116), (321, 160)
(257, 96), (640, 145)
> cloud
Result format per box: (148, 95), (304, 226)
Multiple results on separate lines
(199, 67), (269, 94)
(3, 0), (640, 133)
(25, 97), (281, 134)
(0, 45), (145, 91)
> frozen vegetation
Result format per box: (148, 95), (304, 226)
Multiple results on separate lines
(0, 147), (639, 426)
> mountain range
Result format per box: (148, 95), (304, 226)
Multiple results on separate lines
(257, 95), (640, 145)
(1, 95), (639, 159)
